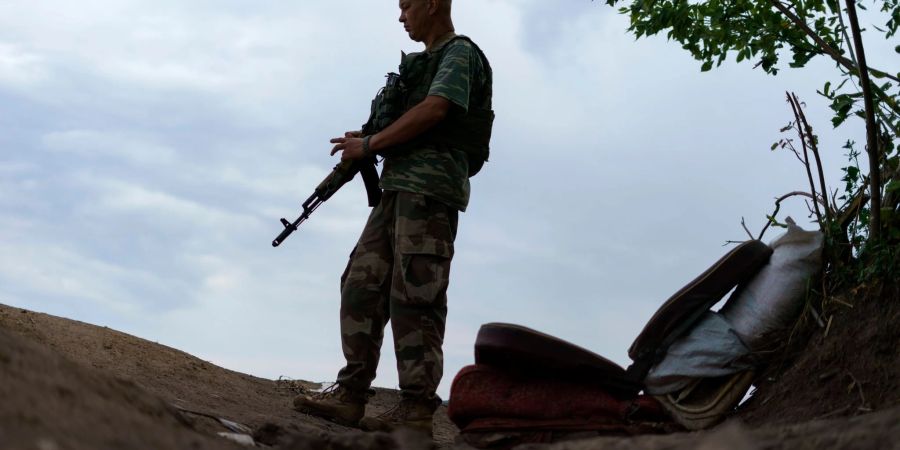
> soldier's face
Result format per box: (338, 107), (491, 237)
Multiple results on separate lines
(398, 0), (431, 42)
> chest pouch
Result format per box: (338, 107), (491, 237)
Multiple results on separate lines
(399, 50), (439, 107)
(364, 71), (406, 135)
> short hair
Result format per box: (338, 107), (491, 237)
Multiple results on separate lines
(430, 0), (452, 13)
(415, 0), (451, 14)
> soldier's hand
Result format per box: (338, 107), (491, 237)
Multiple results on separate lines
(330, 137), (366, 160)
(344, 130), (362, 138)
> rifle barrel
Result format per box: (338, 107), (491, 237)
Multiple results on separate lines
(272, 217), (298, 247)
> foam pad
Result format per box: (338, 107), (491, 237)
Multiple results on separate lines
(474, 323), (641, 397)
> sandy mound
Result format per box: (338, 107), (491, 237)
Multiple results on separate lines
(0, 304), (456, 449)
(0, 324), (227, 450)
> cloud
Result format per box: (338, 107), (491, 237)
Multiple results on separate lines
(42, 130), (178, 165)
(0, 43), (48, 88)
(516, 0), (609, 57)
(68, 175), (266, 251)
(0, 239), (185, 316)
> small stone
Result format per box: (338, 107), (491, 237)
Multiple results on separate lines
(36, 438), (59, 450)
(219, 418), (253, 434)
(218, 432), (256, 446)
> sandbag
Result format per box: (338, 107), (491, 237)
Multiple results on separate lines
(627, 240), (772, 376)
(643, 312), (753, 395)
(720, 217), (824, 350)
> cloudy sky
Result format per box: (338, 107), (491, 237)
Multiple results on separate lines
(1, 1), (895, 398)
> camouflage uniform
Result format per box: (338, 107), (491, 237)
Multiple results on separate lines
(336, 33), (491, 401)
(380, 34), (491, 211)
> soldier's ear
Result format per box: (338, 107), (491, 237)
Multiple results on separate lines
(426, 0), (440, 15)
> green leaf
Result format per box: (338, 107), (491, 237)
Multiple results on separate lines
(887, 179), (900, 194)
(895, 45), (900, 53)
(835, 78), (849, 91)
(701, 60), (713, 71)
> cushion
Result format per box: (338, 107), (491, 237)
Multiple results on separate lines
(448, 364), (671, 429)
(474, 323), (640, 397)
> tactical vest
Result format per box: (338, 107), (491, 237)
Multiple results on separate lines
(365, 35), (495, 177)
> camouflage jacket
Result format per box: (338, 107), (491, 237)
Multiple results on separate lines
(379, 33), (493, 212)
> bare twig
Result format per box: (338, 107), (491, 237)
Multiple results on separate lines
(875, 106), (900, 137)
(758, 191), (823, 239)
(787, 93), (826, 230)
(884, 176), (900, 217)
(832, 297), (855, 308)
(837, 183), (869, 224)
(783, 136), (806, 164)
(792, 92), (833, 231)
(831, 187), (840, 213)
(846, 371), (868, 408)
(741, 217), (755, 239)
(808, 303), (827, 328)
(814, 405), (851, 420)
(835, 2), (857, 64)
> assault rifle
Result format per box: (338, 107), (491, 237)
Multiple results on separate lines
(273, 72), (402, 247)
(272, 156), (381, 247)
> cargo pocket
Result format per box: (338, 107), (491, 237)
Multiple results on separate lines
(398, 237), (453, 305)
(339, 245), (357, 291)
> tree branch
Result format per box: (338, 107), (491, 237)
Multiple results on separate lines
(767, 0), (900, 86)
(758, 191), (822, 240)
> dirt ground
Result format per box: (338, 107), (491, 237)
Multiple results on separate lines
(738, 281), (900, 426)
(1, 293), (898, 450)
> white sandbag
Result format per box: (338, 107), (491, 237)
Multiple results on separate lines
(719, 217), (824, 351)
(644, 311), (753, 395)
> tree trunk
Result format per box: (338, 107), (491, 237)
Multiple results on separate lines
(843, 0), (882, 243)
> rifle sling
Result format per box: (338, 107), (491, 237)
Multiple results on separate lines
(358, 158), (382, 207)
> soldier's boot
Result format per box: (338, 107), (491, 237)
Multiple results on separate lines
(292, 383), (369, 427)
(359, 397), (439, 436)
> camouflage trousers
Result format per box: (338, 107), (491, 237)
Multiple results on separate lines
(336, 190), (458, 400)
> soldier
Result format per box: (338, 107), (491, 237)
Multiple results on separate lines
(292, 0), (494, 437)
